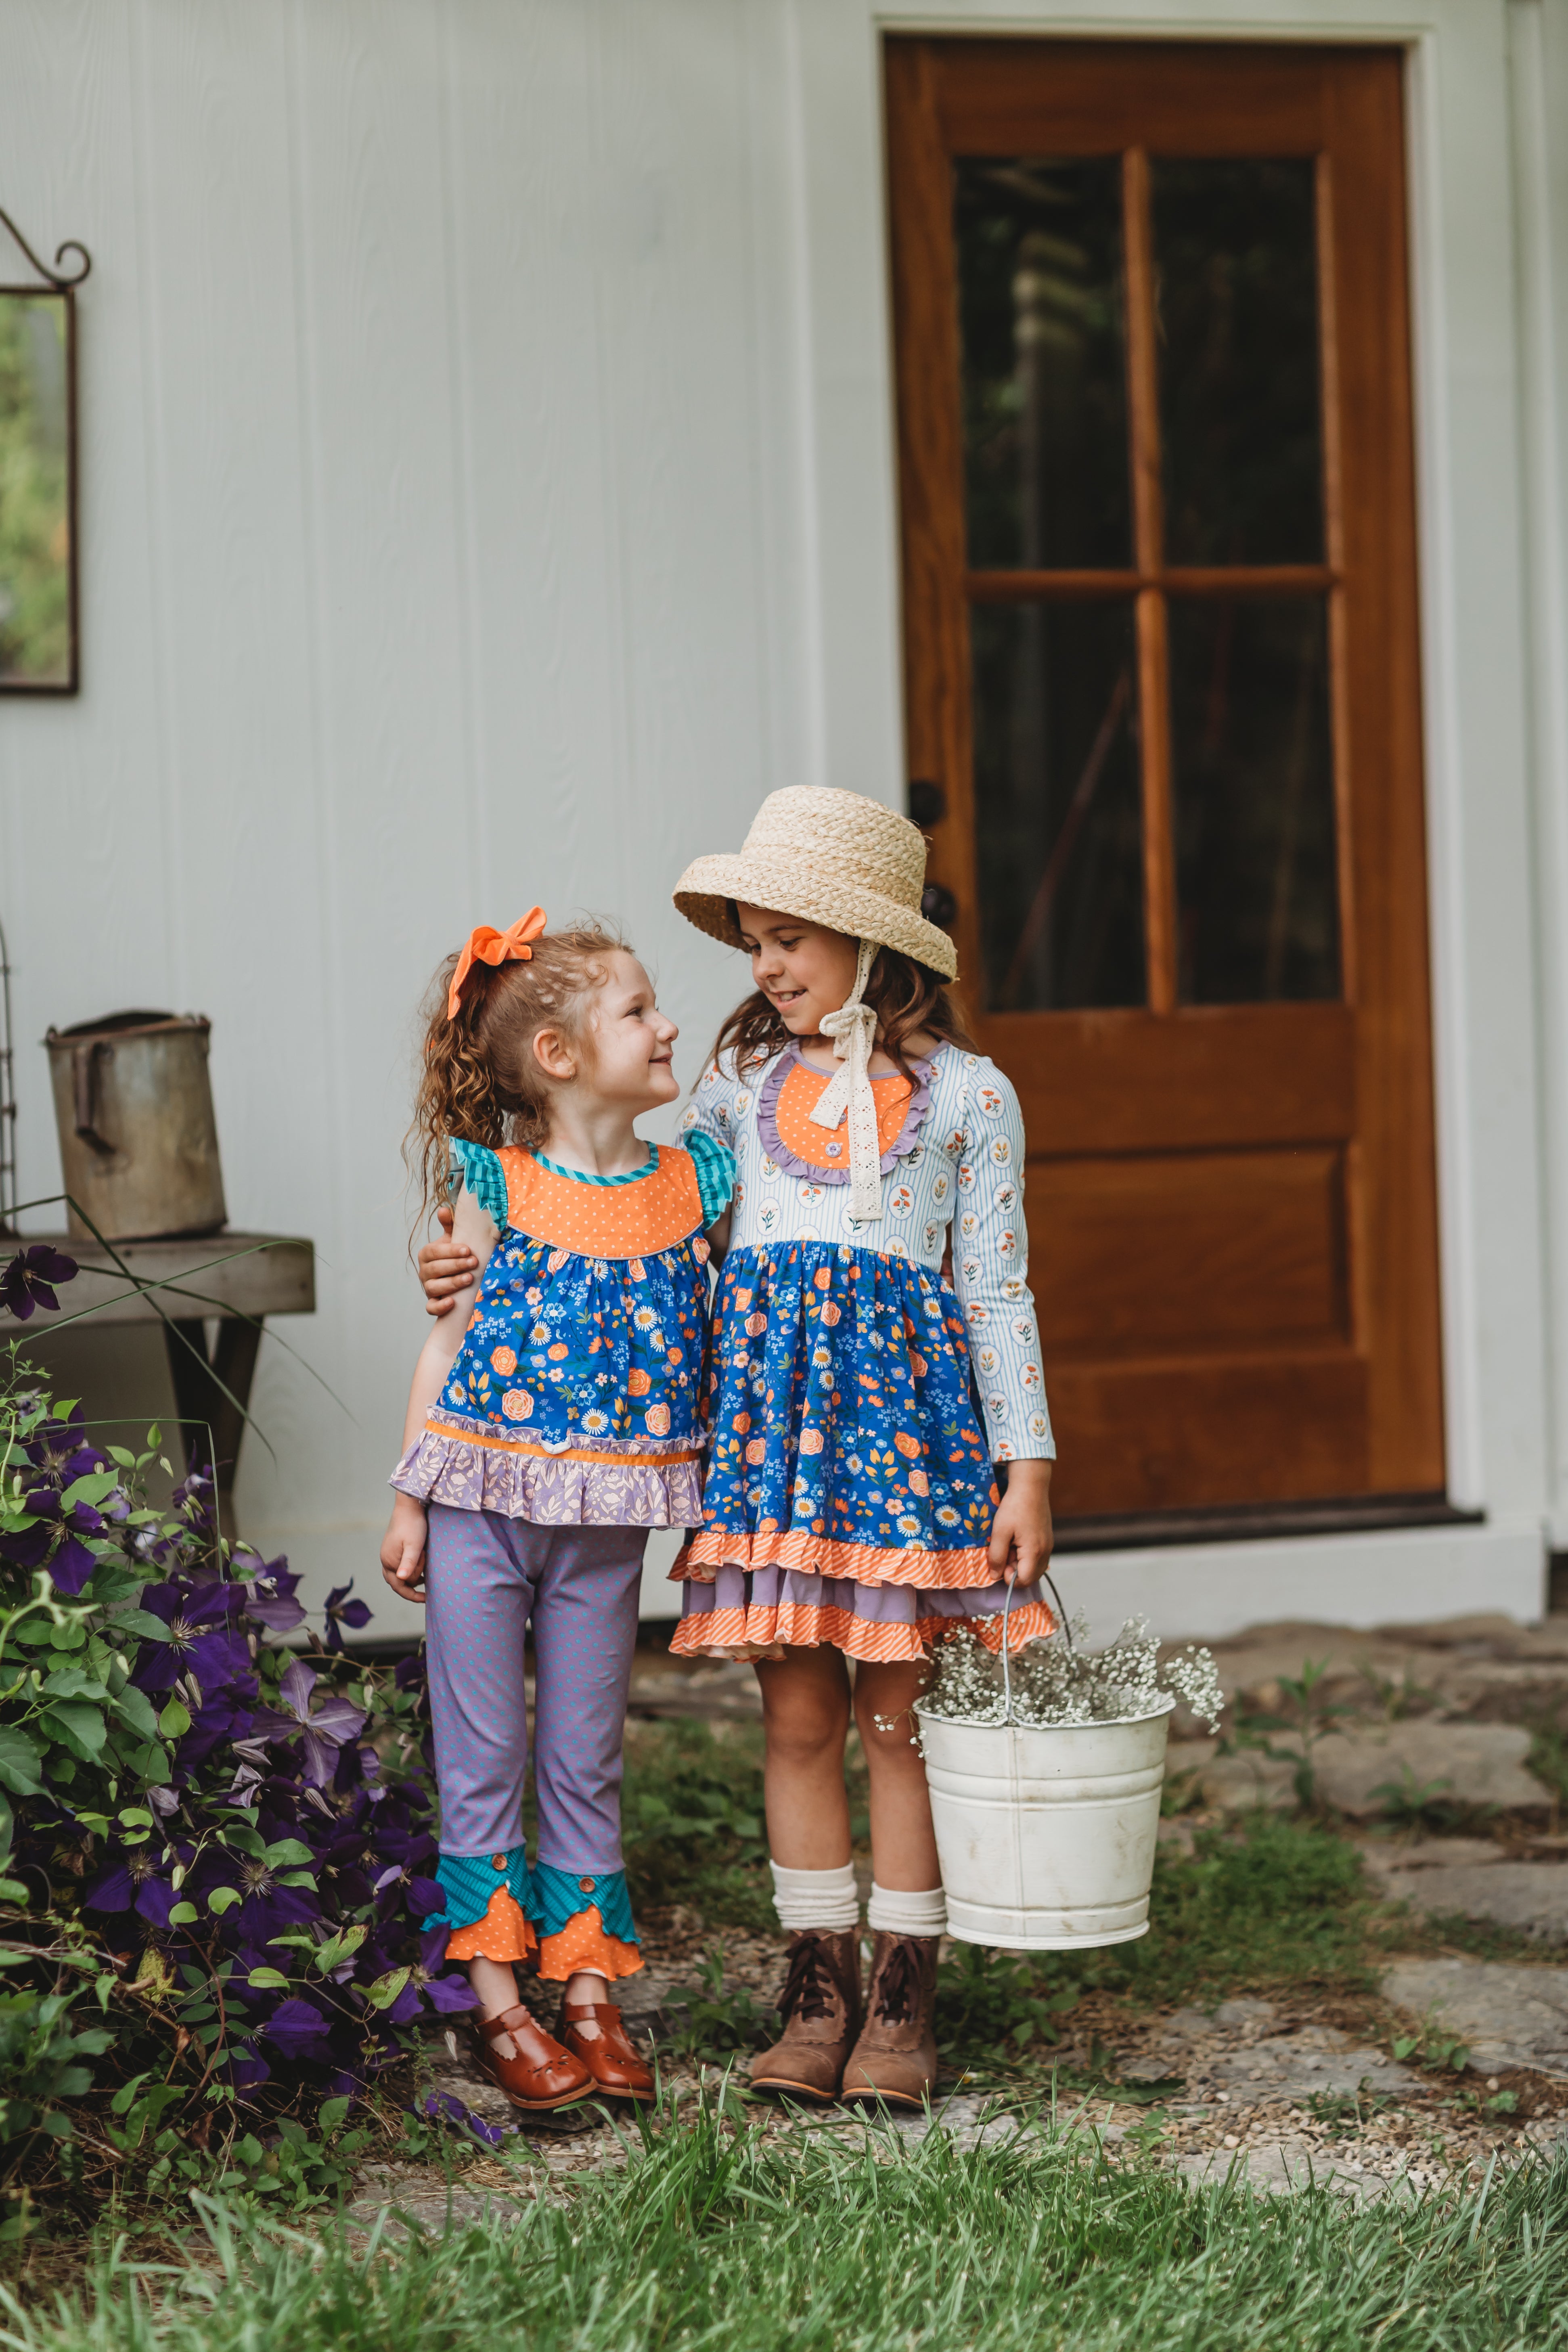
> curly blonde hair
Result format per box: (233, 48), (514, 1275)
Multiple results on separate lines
(406, 921), (625, 1232)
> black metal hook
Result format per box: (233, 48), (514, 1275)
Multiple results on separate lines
(0, 205), (91, 288)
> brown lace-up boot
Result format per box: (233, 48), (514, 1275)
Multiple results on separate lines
(840, 1931), (939, 2110)
(749, 1929), (863, 2106)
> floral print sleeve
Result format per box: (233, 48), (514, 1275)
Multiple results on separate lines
(948, 1058), (1055, 1464)
(679, 1054), (746, 1154)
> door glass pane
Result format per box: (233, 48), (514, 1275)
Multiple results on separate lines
(1153, 160), (1324, 565)
(954, 158), (1131, 570)
(971, 599), (1144, 1009)
(1170, 597), (1339, 1003)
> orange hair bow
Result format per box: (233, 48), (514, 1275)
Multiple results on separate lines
(446, 907), (547, 1020)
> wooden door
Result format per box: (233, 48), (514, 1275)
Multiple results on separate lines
(886, 39), (1444, 1521)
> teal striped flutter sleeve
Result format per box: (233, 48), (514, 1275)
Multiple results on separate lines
(683, 1129), (737, 1228)
(448, 1137), (508, 1231)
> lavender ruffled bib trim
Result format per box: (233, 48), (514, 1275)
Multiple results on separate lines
(391, 1415), (704, 1529)
(756, 1042), (937, 1186)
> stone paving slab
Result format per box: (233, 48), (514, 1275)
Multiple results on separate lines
(1382, 1959), (1568, 2074)
(1375, 1862), (1568, 1941)
(1172, 2136), (1414, 2198)
(1200, 2033), (1419, 2100)
(1313, 1722), (1544, 1816)
(1362, 1838), (1505, 1875)
(1174, 1724), (1546, 1818)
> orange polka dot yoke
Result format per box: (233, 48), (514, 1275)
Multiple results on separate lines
(392, 1137), (733, 1529)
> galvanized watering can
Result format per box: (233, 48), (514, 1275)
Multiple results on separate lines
(45, 1010), (226, 1242)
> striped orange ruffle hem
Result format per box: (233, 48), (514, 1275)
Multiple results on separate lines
(673, 1523), (1001, 1591)
(669, 1593), (1054, 1665)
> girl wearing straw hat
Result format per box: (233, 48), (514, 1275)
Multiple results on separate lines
(666, 785), (1055, 2109)
(417, 790), (1055, 2107)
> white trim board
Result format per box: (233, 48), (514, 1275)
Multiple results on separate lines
(1039, 1521), (1547, 1644)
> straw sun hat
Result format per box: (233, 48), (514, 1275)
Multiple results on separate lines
(671, 786), (959, 981)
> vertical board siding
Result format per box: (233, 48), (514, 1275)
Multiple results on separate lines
(0, 0), (804, 1619)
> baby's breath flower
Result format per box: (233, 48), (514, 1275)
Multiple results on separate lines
(921, 1615), (1225, 1732)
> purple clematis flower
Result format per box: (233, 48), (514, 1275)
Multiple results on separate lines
(0, 1472), (110, 1592)
(85, 1850), (179, 1928)
(241, 1554), (307, 1637)
(322, 1581), (373, 1655)
(259, 1996), (334, 2059)
(251, 1659), (367, 1787)
(227, 2044), (272, 2092)
(43, 1532), (101, 1598)
(0, 1244), (77, 1321)
(23, 1400), (94, 1455)
(414, 2091), (511, 2149)
(176, 1686), (259, 1767)
(226, 1849), (323, 1946)
(131, 1578), (252, 1696)
(418, 1967), (479, 2015)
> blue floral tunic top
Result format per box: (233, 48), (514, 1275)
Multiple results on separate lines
(670, 1041), (1055, 1662)
(391, 1133), (734, 1528)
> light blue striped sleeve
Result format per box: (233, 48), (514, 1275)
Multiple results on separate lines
(949, 1059), (1055, 1462)
(683, 1129), (737, 1228)
(447, 1136), (508, 1232)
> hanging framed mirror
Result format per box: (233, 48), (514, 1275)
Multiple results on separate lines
(0, 207), (90, 694)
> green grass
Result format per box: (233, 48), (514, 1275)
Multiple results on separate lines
(939, 1812), (1377, 2067)
(615, 1717), (869, 1934)
(618, 1720), (775, 1929)
(9, 2098), (1568, 2352)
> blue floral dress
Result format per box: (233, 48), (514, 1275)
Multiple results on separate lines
(672, 1042), (1054, 1661)
(392, 1134), (733, 1527)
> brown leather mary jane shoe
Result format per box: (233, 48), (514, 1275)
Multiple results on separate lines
(471, 2002), (593, 2112)
(555, 2000), (656, 2101)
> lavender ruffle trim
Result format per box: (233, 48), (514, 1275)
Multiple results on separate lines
(391, 1421), (704, 1529)
(676, 1564), (1026, 1628)
(756, 1042), (937, 1186)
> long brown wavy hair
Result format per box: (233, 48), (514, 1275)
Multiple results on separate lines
(709, 926), (976, 1082)
(407, 921), (625, 1234)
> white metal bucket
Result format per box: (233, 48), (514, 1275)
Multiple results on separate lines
(913, 1690), (1173, 1952)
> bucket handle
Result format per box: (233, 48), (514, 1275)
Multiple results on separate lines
(999, 1562), (1073, 1726)
(71, 1041), (115, 1156)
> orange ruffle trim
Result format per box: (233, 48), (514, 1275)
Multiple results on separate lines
(444, 1888), (538, 1965)
(537, 1906), (644, 1984)
(670, 1594), (1055, 1665)
(443, 1891), (644, 1981)
(673, 1524), (1003, 1591)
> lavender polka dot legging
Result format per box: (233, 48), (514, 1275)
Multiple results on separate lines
(423, 1502), (647, 1874)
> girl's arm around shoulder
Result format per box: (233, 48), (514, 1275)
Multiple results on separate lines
(415, 1138), (506, 1314)
(680, 1127), (737, 1266)
(381, 1184), (497, 1601)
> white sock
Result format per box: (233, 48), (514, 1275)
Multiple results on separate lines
(867, 1882), (946, 1937)
(769, 1860), (860, 1932)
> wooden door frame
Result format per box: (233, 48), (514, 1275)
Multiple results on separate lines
(885, 35), (1445, 1502)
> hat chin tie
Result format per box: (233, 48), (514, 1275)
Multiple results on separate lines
(807, 939), (882, 1222)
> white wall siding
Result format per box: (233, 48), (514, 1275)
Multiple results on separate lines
(0, 0), (1558, 1640)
